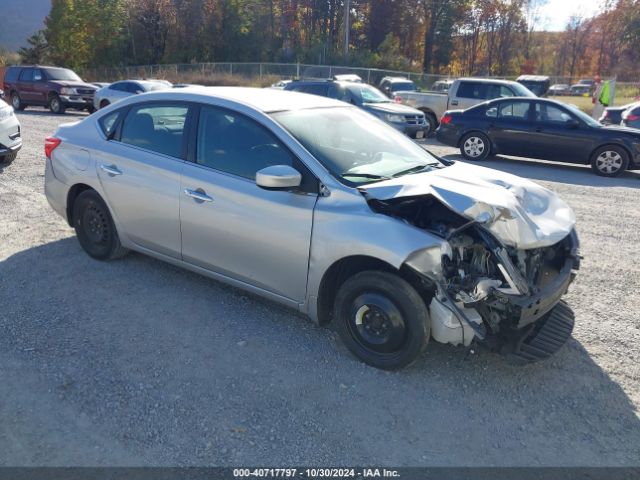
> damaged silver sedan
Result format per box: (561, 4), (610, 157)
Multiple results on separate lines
(44, 88), (580, 370)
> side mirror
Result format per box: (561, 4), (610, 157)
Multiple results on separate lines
(256, 165), (302, 189)
(567, 119), (580, 129)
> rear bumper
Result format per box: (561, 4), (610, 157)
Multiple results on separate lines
(44, 157), (69, 221)
(435, 128), (459, 147)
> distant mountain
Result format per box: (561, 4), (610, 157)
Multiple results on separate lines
(0, 0), (50, 52)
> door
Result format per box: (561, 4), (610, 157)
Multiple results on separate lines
(95, 102), (190, 258)
(527, 102), (593, 162)
(17, 68), (35, 102)
(32, 69), (48, 104)
(485, 100), (535, 156)
(180, 105), (318, 302)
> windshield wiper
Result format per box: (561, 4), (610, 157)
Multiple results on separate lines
(342, 172), (391, 180)
(391, 164), (440, 178)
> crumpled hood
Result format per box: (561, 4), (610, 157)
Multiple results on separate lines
(361, 162), (576, 249)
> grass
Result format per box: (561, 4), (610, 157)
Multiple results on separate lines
(551, 95), (638, 114)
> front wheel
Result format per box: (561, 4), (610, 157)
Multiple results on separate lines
(72, 190), (128, 261)
(590, 145), (629, 177)
(334, 271), (430, 370)
(49, 94), (66, 114)
(460, 132), (491, 160)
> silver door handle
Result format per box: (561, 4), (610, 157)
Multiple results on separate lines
(100, 164), (123, 176)
(184, 188), (213, 203)
(451, 100), (459, 106)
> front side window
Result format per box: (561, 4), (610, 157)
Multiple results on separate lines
(33, 69), (43, 82)
(498, 101), (531, 120)
(19, 69), (34, 82)
(535, 103), (573, 123)
(456, 82), (484, 99)
(272, 107), (444, 186)
(44, 68), (82, 82)
(109, 82), (126, 92)
(120, 103), (188, 158)
(196, 107), (298, 181)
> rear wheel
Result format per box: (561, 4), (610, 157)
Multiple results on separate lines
(49, 94), (66, 114)
(423, 112), (438, 136)
(72, 190), (128, 261)
(590, 145), (629, 177)
(334, 271), (430, 370)
(460, 132), (491, 160)
(11, 92), (25, 111)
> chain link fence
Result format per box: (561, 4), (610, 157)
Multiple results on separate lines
(80, 62), (640, 101)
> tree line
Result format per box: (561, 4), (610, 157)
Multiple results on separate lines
(16, 0), (640, 80)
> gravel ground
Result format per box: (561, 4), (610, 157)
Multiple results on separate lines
(1, 109), (639, 466)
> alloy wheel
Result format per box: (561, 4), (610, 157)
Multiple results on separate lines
(595, 150), (623, 175)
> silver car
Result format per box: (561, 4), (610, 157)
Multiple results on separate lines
(0, 98), (21, 165)
(44, 87), (580, 369)
(94, 80), (171, 110)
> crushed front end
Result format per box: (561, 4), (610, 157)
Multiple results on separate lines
(368, 193), (581, 363)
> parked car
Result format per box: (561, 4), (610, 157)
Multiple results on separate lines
(44, 87), (580, 369)
(431, 79), (455, 92)
(548, 84), (571, 96)
(435, 97), (640, 176)
(599, 102), (637, 125)
(576, 78), (596, 92)
(0, 98), (21, 165)
(569, 84), (591, 96)
(396, 78), (536, 134)
(94, 79), (172, 109)
(284, 79), (428, 138)
(2, 65), (97, 114)
(516, 75), (550, 97)
(621, 103), (640, 129)
(378, 77), (417, 98)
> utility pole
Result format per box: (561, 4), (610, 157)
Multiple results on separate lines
(344, 0), (350, 59)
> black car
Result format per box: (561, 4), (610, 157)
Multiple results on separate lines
(435, 97), (640, 177)
(621, 103), (640, 130)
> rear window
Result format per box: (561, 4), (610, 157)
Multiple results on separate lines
(4, 67), (20, 83)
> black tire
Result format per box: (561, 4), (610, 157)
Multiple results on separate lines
(460, 131), (491, 160)
(49, 94), (66, 114)
(72, 190), (128, 261)
(334, 271), (430, 370)
(11, 92), (25, 111)
(0, 151), (17, 165)
(87, 105), (96, 114)
(99, 100), (110, 109)
(423, 112), (438, 136)
(590, 145), (629, 177)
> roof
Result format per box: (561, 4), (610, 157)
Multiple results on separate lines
(517, 75), (550, 82)
(134, 86), (348, 113)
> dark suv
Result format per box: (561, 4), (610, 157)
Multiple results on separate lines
(284, 79), (428, 138)
(3, 65), (97, 114)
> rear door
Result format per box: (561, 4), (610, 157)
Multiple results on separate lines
(486, 100), (535, 156)
(179, 105), (317, 302)
(17, 68), (35, 102)
(94, 102), (191, 258)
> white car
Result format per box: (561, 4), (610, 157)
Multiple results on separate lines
(0, 99), (21, 165)
(94, 80), (172, 110)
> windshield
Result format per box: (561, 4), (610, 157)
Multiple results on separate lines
(45, 68), (82, 82)
(566, 104), (602, 127)
(272, 107), (444, 185)
(348, 84), (391, 104)
(511, 82), (537, 97)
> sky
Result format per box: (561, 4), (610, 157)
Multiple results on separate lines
(538, 0), (604, 31)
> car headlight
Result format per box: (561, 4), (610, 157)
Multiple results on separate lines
(386, 114), (405, 123)
(60, 87), (77, 95)
(0, 106), (14, 120)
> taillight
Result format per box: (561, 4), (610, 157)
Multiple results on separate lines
(45, 137), (61, 159)
(627, 114), (639, 121)
(393, 95), (402, 104)
(441, 114), (453, 125)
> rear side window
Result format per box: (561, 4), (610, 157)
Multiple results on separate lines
(456, 82), (485, 99)
(99, 110), (121, 138)
(120, 103), (189, 158)
(4, 67), (20, 83)
(19, 69), (34, 82)
(299, 84), (329, 96)
(498, 101), (531, 120)
(110, 82), (127, 92)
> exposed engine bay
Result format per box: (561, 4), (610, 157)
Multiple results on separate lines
(367, 194), (581, 361)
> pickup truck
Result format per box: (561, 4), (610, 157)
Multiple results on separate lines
(395, 78), (536, 134)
